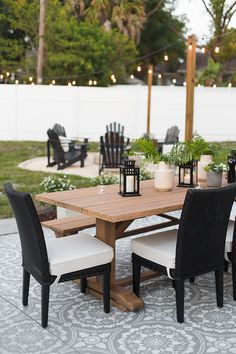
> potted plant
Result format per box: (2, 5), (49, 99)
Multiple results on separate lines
(128, 138), (159, 171)
(154, 154), (175, 191)
(189, 134), (219, 182)
(204, 162), (227, 187)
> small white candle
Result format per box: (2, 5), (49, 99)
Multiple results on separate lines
(126, 176), (134, 193)
(184, 173), (191, 183)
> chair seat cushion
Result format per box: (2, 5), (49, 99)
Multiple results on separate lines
(225, 220), (235, 253)
(131, 229), (177, 269)
(46, 232), (114, 276)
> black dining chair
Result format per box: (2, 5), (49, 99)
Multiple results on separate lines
(224, 217), (236, 300)
(131, 183), (236, 323)
(4, 183), (113, 328)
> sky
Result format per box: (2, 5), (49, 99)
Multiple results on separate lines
(174, 0), (236, 41)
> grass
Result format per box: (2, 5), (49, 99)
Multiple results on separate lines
(1, 140), (236, 219)
(0, 141), (95, 219)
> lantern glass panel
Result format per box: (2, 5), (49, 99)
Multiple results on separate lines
(119, 159), (141, 196)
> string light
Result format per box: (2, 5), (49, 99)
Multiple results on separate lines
(112, 78), (117, 83)
(213, 84), (216, 88)
(198, 84), (201, 88)
(183, 81), (186, 86)
(88, 80), (93, 85)
(68, 82), (72, 86)
(228, 82), (232, 88)
(188, 44), (192, 50)
(0, 74), (4, 79)
(111, 74), (115, 81)
(164, 53), (168, 61)
(158, 74), (162, 79)
(172, 78), (176, 84)
(15, 80), (19, 85)
(137, 66), (141, 72)
(93, 80), (97, 85)
(215, 45), (220, 53)
(72, 80), (76, 86)
(51, 80), (55, 85)
(130, 74), (134, 79)
(29, 76), (33, 82)
(6, 72), (10, 77)
(148, 68), (152, 74)
(31, 82), (35, 86)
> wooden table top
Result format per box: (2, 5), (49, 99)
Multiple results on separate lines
(35, 180), (188, 223)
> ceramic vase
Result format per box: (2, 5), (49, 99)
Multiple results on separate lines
(198, 155), (212, 182)
(154, 162), (174, 191)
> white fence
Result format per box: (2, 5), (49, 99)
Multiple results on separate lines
(0, 84), (235, 141)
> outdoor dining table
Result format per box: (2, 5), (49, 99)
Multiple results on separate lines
(35, 180), (188, 311)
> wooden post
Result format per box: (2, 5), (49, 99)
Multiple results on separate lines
(147, 64), (153, 136)
(185, 35), (196, 141)
(37, 0), (46, 85)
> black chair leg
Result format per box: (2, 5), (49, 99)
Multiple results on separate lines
(22, 269), (30, 306)
(80, 277), (87, 294)
(215, 269), (223, 308)
(224, 260), (229, 272)
(175, 279), (185, 323)
(172, 280), (175, 288)
(132, 261), (141, 297)
(41, 285), (50, 328)
(232, 262), (236, 301)
(103, 272), (110, 313)
(189, 277), (195, 283)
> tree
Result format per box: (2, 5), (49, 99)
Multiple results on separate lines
(198, 57), (222, 86)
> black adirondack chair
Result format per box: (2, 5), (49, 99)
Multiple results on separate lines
(99, 122), (130, 175)
(52, 123), (88, 152)
(157, 125), (180, 153)
(47, 129), (87, 170)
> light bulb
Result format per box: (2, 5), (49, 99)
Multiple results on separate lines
(93, 80), (97, 85)
(158, 74), (162, 79)
(137, 66), (141, 72)
(29, 76), (33, 82)
(72, 80), (76, 86)
(6, 72), (10, 77)
(111, 74), (115, 80)
(164, 54), (168, 61)
(188, 44), (192, 50)
(68, 82), (72, 86)
(130, 74), (134, 79)
(113, 78), (117, 83)
(148, 69), (152, 74)
(213, 84), (216, 88)
(228, 82), (232, 88)
(52, 80), (55, 85)
(198, 84), (201, 88)
(15, 80), (19, 85)
(88, 80), (93, 85)
(215, 46), (220, 53)
(183, 81), (186, 87)
(201, 47), (206, 54)
(172, 78), (176, 84)
(31, 82), (35, 86)
(0, 74), (4, 79)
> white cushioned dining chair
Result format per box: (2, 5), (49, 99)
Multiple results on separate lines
(224, 217), (236, 300)
(131, 184), (236, 323)
(4, 183), (114, 328)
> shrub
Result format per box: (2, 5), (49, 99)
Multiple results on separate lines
(40, 175), (75, 193)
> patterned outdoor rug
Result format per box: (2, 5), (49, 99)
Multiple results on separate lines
(1, 216), (236, 354)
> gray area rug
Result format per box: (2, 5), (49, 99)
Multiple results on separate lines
(1, 215), (236, 354)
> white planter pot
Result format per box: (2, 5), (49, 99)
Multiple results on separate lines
(57, 206), (78, 219)
(154, 162), (174, 191)
(207, 172), (223, 187)
(198, 155), (212, 182)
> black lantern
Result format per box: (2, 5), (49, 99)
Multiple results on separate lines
(119, 159), (141, 197)
(227, 150), (236, 183)
(178, 160), (198, 188)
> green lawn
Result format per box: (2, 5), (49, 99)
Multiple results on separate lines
(0, 141), (94, 219)
(1, 140), (236, 219)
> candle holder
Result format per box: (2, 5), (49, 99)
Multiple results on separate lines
(178, 160), (198, 188)
(119, 159), (141, 197)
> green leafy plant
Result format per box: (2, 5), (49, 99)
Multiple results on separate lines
(189, 134), (219, 160)
(204, 161), (227, 173)
(168, 142), (193, 165)
(40, 175), (76, 193)
(129, 138), (158, 159)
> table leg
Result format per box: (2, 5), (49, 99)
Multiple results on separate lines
(86, 218), (144, 311)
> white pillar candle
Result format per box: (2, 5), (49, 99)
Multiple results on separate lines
(184, 173), (190, 183)
(126, 175), (134, 193)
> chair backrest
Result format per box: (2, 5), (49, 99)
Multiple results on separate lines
(53, 123), (66, 137)
(4, 183), (51, 283)
(164, 125), (180, 143)
(47, 129), (65, 164)
(176, 183), (236, 278)
(100, 134), (124, 168)
(106, 122), (124, 136)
